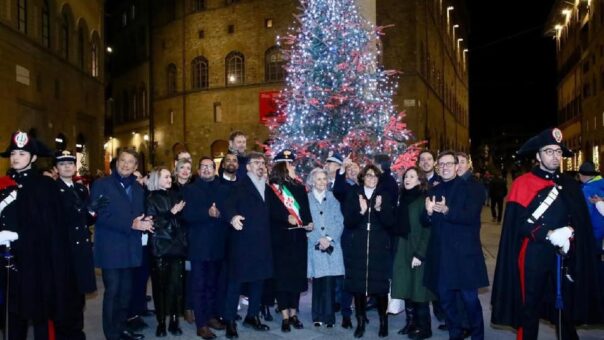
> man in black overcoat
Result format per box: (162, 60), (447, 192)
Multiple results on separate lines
(53, 150), (97, 339)
(0, 131), (73, 339)
(491, 128), (602, 339)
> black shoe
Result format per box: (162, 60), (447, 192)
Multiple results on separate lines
(314, 321), (322, 327)
(226, 321), (238, 339)
(378, 315), (388, 337)
(342, 316), (353, 329)
(126, 316), (148, 331)
(326, 323), (334, 328)
(399, 323), (417, 335)
(290, 315), (303, 329)
(437, 323), (447, 331)
(242, 316), (270, 331)
(281, 319), (291, 333)
(462, 328), (471, 338)
(409, 329), (432, 339)
(120, 330), (144, 340)
(155, 323), (167, 337)
(168, 315), (182, 335)
(260, 305), (273, 321)
(235, 314), (242, 321)
(354, 316), (366, 338)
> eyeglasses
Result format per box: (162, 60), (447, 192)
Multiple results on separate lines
(437, 162), (456, 168)
(249, 160), (266, 166)
(540, 148), (563, 157)
(199, 164), (214, 169)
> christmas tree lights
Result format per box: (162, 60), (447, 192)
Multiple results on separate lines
(266, 0), (423, 174)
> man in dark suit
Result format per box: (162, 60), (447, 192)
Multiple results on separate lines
(182, 156), (228, 339)
(423, 151), (488, 340)
(54, 150), (97, 339)
(222, 152), (273, 338)
(90, 149), (154, 340)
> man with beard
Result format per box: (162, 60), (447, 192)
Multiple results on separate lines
(221, 152), (239, 184)
(491, 128), (602, 339)
(54, 150), (97, 339)
(222, 152), (273, 338)
(219, 131), (248, 179)
(423, 151), (488, 340)
(418, 150), (441, 188)
(182, 157), (229, 339)
(0, 131), (72, 339)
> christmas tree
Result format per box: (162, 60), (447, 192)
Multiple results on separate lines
(266, 0), (422, 173)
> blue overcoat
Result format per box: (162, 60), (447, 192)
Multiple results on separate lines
(90, 175), (145, 269)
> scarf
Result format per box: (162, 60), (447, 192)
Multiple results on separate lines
(247, 172), (266, 201)
(112, 170), (136, 190)
(393, 186), (422, 238)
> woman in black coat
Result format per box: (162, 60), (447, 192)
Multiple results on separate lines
(343, 164), (395, 338)
(266, 149), (313, 333)
(146, 167), (187, 337)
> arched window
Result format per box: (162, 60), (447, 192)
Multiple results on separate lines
(42, 0), (50, 47)
(78, 26), (85, 69)
(192, 56), (208, 89)
(91, 41), (98, 77)
(17, 0), (27, 33)
(167, 63), (177, 94)
(265, 46), (285, 82)
(225, 51), (244, 86)
(61, 12), (69, 59)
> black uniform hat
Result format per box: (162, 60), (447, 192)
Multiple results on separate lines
(326, 151), (344, 165)
(517, 128), (572, 157)
(578, 161), (600, 176)
(274, 149), (296, 163)
(54, 150), (77, 164)
(0, 131), (53, 158)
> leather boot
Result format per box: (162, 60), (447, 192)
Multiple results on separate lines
(225, 321), (239, 339)
(398, 300), (417, 335)
(377, 294), (389, 337)
(409, 302), (432, 339)
(260, 305), (273, 321)
(168, 315), (182, 335)
(155, 321), (167, 337)
(353, 294), (367, 338)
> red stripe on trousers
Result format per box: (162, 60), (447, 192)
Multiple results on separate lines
(48, 320), (56, 340)
(516, 237), (530, 340)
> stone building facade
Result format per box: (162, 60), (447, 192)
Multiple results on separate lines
(0, 0), (104, 175)
(107, 0), (469, 168)
(548, 0), (604, 171)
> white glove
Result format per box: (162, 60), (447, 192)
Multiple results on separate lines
(547, 227), (573, 248)
(0, 230), (18, 247)
(560, 238), (570, 254)
(411, 257), (422, 268)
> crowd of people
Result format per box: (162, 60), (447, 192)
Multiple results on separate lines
(0, 127), (602, 340)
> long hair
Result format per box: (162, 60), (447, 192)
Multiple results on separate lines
(269, 162), (293, 185)
(147, 166), (170, 191)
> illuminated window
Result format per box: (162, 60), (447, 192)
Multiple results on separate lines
(225, 52), (244, 86)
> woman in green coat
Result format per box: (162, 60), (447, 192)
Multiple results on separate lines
(391, 167), (435, 340)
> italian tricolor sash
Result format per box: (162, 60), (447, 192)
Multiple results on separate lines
(270, 183), (303, 225)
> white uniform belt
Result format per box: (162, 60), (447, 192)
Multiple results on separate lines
(527, 186), (559, 224)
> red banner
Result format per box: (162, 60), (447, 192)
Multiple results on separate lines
(259, 91), (285, 124)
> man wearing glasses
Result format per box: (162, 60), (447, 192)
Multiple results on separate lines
(222, 152), (273, 338)
(423, 150), (488, 340)
(491, 128), (602, 339)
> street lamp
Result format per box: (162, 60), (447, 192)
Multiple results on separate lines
(447, 6), (454, 30)
(457, 38), (464, 50)
(452, 24), (459, 48)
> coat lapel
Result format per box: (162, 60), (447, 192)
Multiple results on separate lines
(242, 175), (265, 203)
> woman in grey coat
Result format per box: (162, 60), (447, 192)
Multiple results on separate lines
(306, 168), (345, 327)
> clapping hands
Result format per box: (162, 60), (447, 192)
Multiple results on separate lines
(425, 196), (448, 215)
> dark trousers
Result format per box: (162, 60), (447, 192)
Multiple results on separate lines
(414, 302), (432, 333)
(102, 268), (133, 340)
(490, 197), (504, 222)
(191, 260), (220, 328)
(8, 315), (49, 340)
(214, 260), (228, 319)
(54, 294), (86, 340)
(129, 246), (150, 317)
(311, 276), (336, 324)
(437, 286), (484, 340)
(184, 262), (193, 310)
(151, 257), (184, 324)
(335, 276), (353, 317)
(432, 300), (446, 322)
(518, 252), (578, 340)
(275, 291), (300, 312)
(224, 280), (263, 321)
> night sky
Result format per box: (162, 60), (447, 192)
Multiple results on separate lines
(467, 0), (558, 151)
